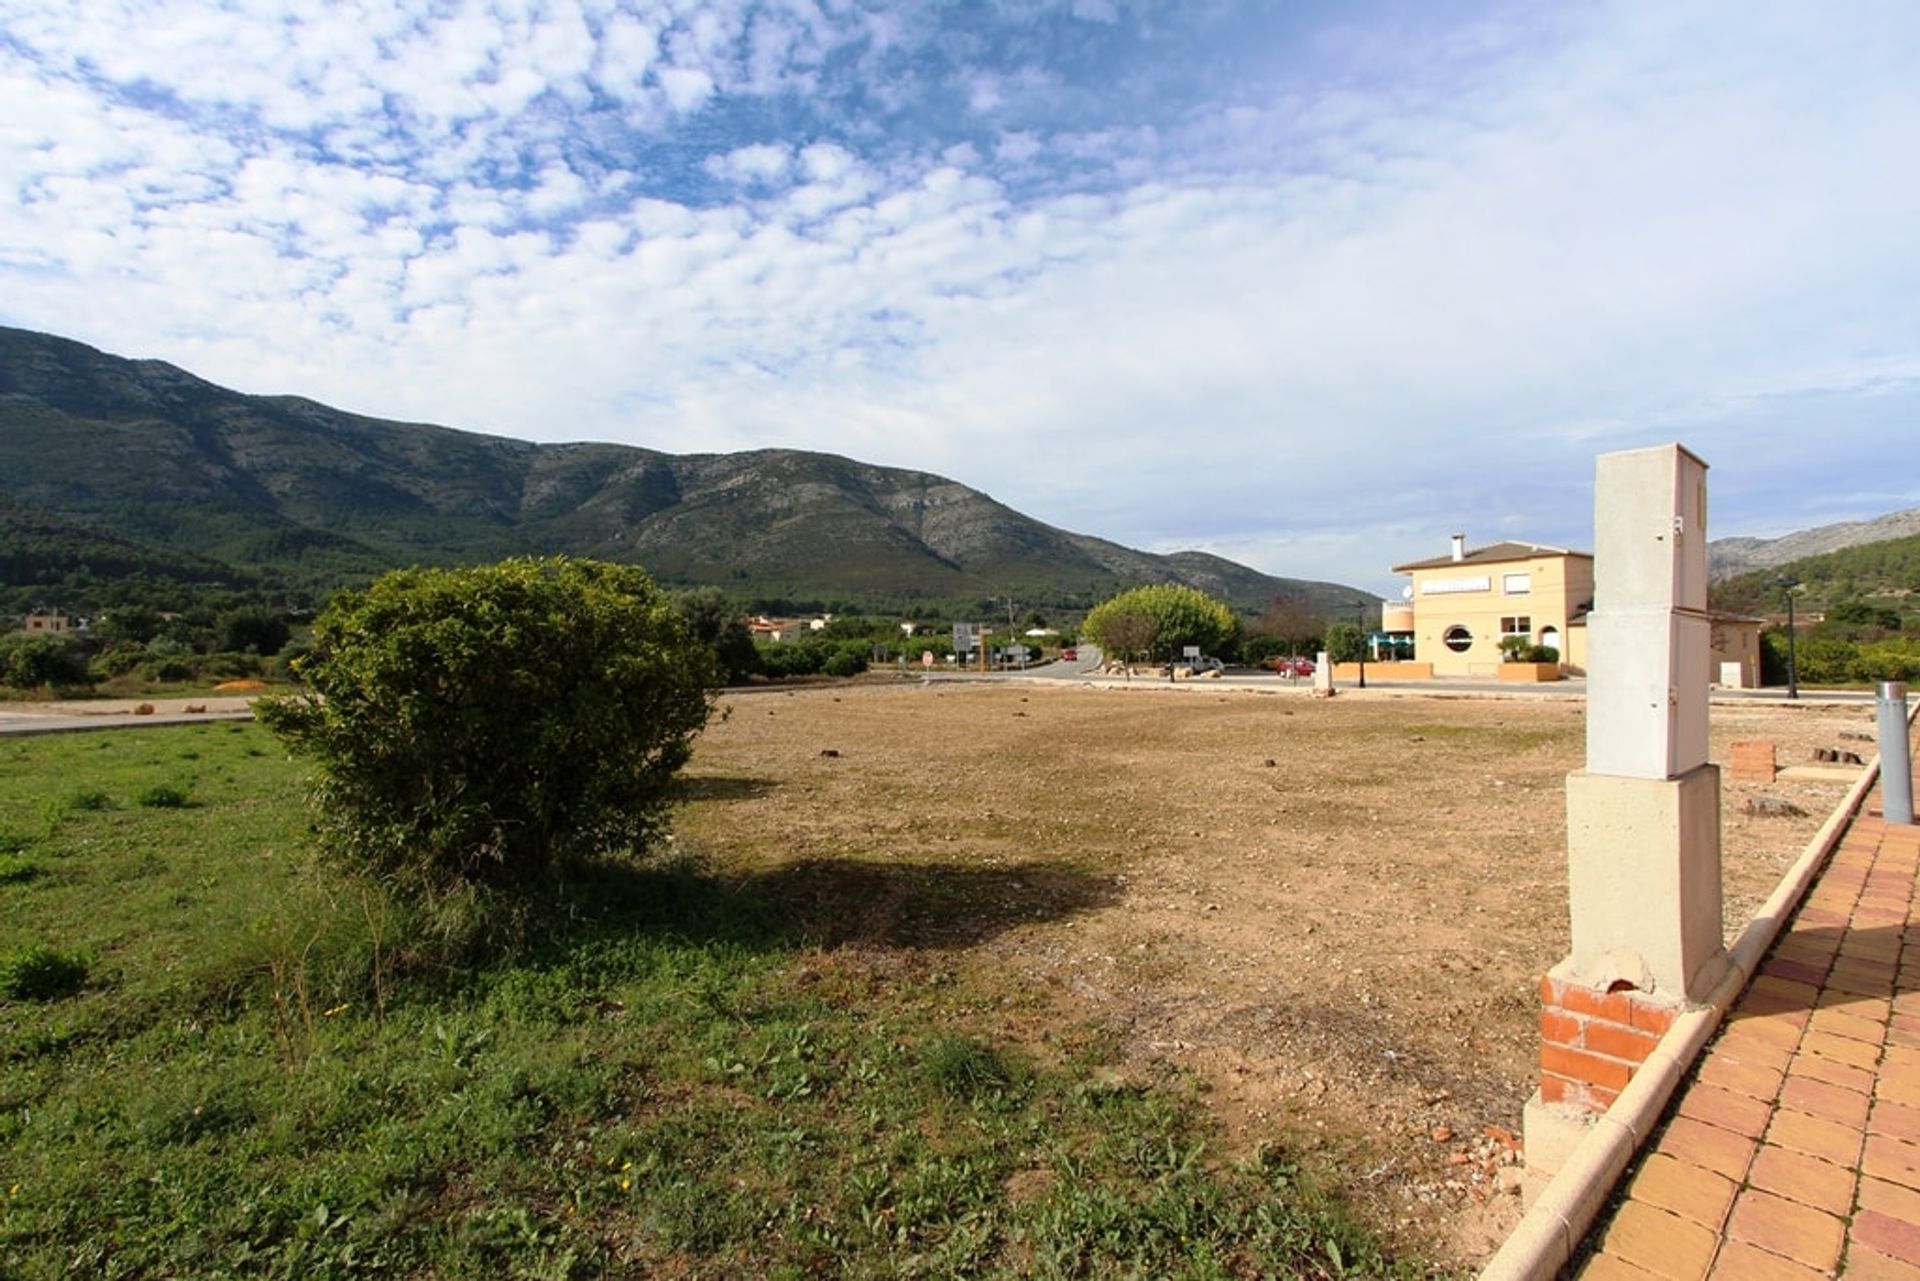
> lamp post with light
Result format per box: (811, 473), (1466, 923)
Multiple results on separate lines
(1353, 600), (1369, 690)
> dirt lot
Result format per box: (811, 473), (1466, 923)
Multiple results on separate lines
(672, 678), (1879, 1268)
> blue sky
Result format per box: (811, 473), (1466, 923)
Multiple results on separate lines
(3, 0), (1917, 594)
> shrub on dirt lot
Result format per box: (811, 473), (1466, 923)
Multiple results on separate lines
(1083, 584), (1237, 664)
(258, 557), (716, 894)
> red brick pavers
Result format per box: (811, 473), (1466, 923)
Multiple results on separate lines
(1576, 776), (1920, 1278)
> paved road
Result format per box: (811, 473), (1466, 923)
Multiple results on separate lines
(0, 697), (257, 737)
(923, 659), (1876, 705)
(0, 670), (1871, 737)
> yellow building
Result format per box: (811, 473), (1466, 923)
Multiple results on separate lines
(1391, 536), (1593, 678)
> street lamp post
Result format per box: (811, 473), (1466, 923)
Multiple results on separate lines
(1772, 576), (1799, 700)
(1354, 601), (1368, 690)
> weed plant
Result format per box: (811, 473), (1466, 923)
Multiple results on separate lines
(0, 945), (86, 1000)
(134, 782), (191, 809)
(0, 722), (1425, 1278)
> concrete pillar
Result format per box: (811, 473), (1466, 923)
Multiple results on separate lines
(1526, 444), (1728, 1180)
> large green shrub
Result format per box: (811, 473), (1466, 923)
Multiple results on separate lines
(673, 587), (761, 684)
(1852, 641), (1920, 683)
(1082, 584), (1237, 663)
(0, 634), (93, 690)
(258, 557), (716, 893)
(1323, 620), (1364, 664)
(821, 647), (867, 677)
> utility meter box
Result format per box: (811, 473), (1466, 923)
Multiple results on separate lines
(1585, 444), (1711, 781)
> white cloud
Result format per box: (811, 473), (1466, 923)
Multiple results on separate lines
(706, 142), (792, 185)
(1, 1), (1917, 594)
(657, 63), (716, 110)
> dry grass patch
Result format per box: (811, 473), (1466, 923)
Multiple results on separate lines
(676, 681), (1873, 1264)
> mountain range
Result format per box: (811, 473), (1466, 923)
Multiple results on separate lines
(1709, 507), (1920, 580)
(0, 326), (1362, 615)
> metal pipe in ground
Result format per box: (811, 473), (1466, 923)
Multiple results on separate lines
(1881, 681), (1914, 826)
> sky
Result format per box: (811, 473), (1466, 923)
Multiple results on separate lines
(3, 0), (1918, 596)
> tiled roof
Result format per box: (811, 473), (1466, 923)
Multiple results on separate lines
(1391, 541), (1591, 573)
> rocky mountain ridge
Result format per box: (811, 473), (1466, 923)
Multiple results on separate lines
(1710, 507), (1920, 579)
(0, 325), (1360, 612)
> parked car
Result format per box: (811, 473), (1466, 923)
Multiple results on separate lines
(1190, 656), (1225, 673)
(1269, 656), (1315, 677)
(1061, 647), (1078, 661)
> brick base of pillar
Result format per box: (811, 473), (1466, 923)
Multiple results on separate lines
(1538, 974), (1678, 1112)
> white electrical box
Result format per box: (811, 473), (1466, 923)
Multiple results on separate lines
(1585, 445), (1711, 781)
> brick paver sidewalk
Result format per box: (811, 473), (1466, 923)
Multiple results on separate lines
(1577, 775), (1920, 1279)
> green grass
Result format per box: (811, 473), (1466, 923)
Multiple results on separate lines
(1, 723), (1425, 1278)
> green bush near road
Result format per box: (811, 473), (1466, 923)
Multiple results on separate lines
(258, 557), (717, 900)
(0, 633), (93, 692)
(1083, 584), (1238, 664)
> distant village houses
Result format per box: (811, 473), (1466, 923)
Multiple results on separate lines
(746, 615), (837, 643)
(20, 608), (79, 636)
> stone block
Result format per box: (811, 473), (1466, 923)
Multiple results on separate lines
(1566, 765), (1725, 1002)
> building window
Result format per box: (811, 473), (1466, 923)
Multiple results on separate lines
(1443, 624), (1473, 653)
(1500, 616), (1532, 639)
(1503, 572), (1532, 595)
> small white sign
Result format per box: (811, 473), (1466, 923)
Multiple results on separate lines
(1421, 576), (1492, 596)
(1183, 645), (1200, 659)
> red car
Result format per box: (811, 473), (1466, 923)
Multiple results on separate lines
(1061, 647), (1078, 661)
(1269, 657), (1315, 677)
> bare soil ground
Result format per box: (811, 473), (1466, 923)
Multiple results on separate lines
(673, 679), (1874, 1270)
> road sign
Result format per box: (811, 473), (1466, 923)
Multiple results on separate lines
(952, 623), (973, 652)
(1183, 645), (1200, 660)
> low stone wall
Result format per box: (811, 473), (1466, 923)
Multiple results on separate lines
(1498, 662), (1563, 683)
(1330, 662), (1434, 681)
